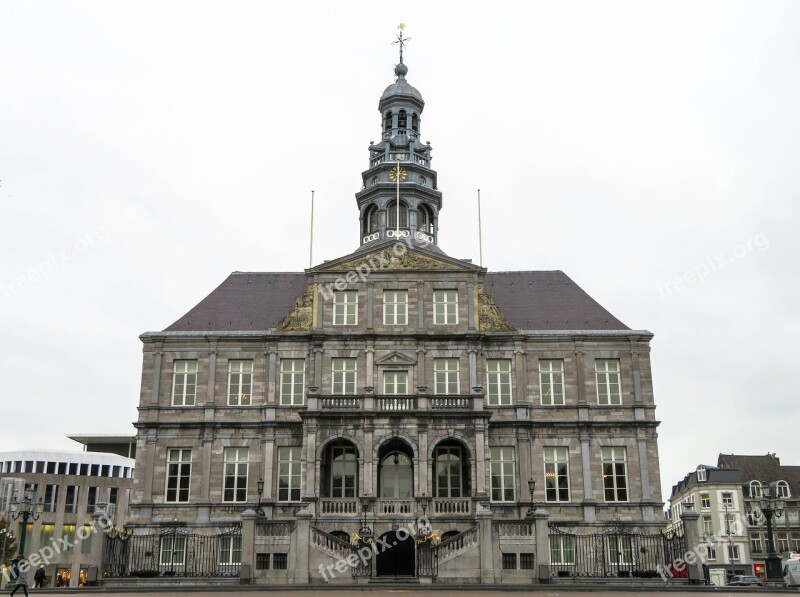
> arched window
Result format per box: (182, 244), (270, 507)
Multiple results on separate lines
(384, 111), (393, 132)
(418, 176), (427, 187)
(440, 530), (460, 542)
(387, 201), (409, 229)
(380, 452), (412, 498)
(750, 480), (762, 498)
(321, 440), (359, 498)
(370, 176), (378, 187)
(398, 110), (407, 130)
(363, 205), (378, 234)
(330, 530), (350, 544)
(418, 205), (434, 234)
(775, 480), (790, 498)
(696, 466), (707, 482)
(433, 441), (470, 498)
(411, 113), (419, 132)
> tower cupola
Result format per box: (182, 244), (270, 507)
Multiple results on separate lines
(355, 26), (443, 249)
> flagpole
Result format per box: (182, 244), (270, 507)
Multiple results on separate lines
(396, 160), (400, 236)
(477, 188), (483, 267)
(309, 190), (315, 268)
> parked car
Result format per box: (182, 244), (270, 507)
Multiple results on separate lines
(729, 575), (764, 586)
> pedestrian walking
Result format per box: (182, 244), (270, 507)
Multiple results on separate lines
(10, 558), (29, 597)
(33, 564), (46, 588)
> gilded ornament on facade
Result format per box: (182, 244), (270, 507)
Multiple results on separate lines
(279, 284), (315, 331)
(476, 283), (515, 332)
(335, 249), (452, 272)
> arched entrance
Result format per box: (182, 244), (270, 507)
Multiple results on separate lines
(375, 530), (415, 577)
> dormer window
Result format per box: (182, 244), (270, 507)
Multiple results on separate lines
(776, 480), (790, 498)
(398, 110), (407, 129)
(750, 480), (762, 498)
(696, 465), (707, 482)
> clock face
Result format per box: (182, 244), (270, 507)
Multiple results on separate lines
(388, 165), (407, 182)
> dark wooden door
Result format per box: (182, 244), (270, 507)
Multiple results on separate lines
(375, 530), (415, 576)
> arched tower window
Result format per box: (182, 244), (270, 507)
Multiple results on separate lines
(378, 439), (414, 499)
(411, 113), (419, 133)
(387, 201), (409, 229)
(775, 480), (790, 498)
(418, 205), (434, 234)
(398, 110), (407, 130)
(384, 111), (393, 132)
(363, 204), (379, 234)
(749, 480), (762, 498)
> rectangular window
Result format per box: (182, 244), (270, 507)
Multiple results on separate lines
(700, 492), (711, 509)
(62, 524), (76, 551)
(383, 371), (408, 395)
(750, 534), (763, 553)
(721, 492), (733, 507)
(703, 516), (713, 536)
(383, 290), (408, 325)
(434, 359), (459, 395)
(778, 534), (790, 552)
(65, 485), (79, 513)
(108, 487), (118, 504)
(273, 553), (288, 570)
(595, 359), (621, 405)
(256, 553), (270, 570)
(172, 360), (197, 406)
(43, 484), (59, 513)
(501, 553), (517, 570)
(486, 359), (512, 405)
(435, 446), (463, 498)
(332, 358), (357, 395)
(85, 486), (98, 514)
(544, 447), (570, 502)
(540, 359), (565, 405)
(520, 553), (534, 570)
(601, 447), (628, 502)
(228, 360), (253, 406)
(81, 525), (93, 554)
(333, 291), (358, 325)
(219, 535), (242, 565)
(727, 544), (740, 561)
(791, 534), (800, 551)
(704, 543), (716, 561)
(280, 359), (305, 406)
(433, 290), (458, 324)
(39, 524), (55, 549)
(166, 448), (192, 503)
(550, 535), (576, 565)
(160, 535), (186, 566)
(223, 448), (249, 503)
(278, 447), (302, 502)
(330, 445), (357, 499)
(490, 447), (516, 502)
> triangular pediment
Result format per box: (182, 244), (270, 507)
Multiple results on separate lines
(313, 245), (480, 273)
(375, 351), (417, 366)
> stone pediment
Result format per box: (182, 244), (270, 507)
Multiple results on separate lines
(315, 247), (477, 273)
(375, 351), (417, 366)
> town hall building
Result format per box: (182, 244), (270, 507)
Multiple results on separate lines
(119, 37), (669, 585)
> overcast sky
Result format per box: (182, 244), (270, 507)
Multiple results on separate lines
(1, 1), (798, 505)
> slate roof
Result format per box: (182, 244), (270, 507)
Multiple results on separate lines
(670, 465), (741, 499)
(163, 269), (630, 333)
(717, 453), (785, 484)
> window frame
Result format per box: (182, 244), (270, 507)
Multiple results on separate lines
(486, 359), (512, 406)
(333, 291), (358, 326)
(227, 360), (253, 406)
(277, 447), (302, 503)
(432, 290), (458, 325)
(383, 370), (408, 395)
(165, 448), (192, 503)
(171, 360), (198, 407)
(331, 358), (357, 395)
(223, 448), (249, 503)
(434, 445), (463, 498)
(489, 447), (516, 502)
(434, 359), (459, 395)
(601, 447), (629, 502)
(595, 359), (622, 405)
(280, 359), (306, 406)
(544, 447), (570, 503)
(383, 290), (408, 326)
(539, 359), (565, 406)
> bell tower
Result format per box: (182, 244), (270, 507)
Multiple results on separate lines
(355, 26), (443, 249)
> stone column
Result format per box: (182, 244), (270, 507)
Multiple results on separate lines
(533, 507), (550, 583)
(240, 509), (257, 585)
(580, 431), (596, 523)
(304, 425), (318, 502)
(293, 506), (312, 584)
(418, 426), (429, 496)
(475, 423), (488, 496)
(468, 348), (478, 390)
(574, 338), (587, 404)
(514, 339), (528, 403)
(363, 425), (374, 495)
(466, 281), (475, 332)
(150, 347), (163, 405)
(416, 281), (425, 330)
(680, 511), (703, 583)
(262, 438), (275, 500)
(206, 339), (218, 406)
(266, 346), (277, 405)
(637, 432), (652, 501)
(366, 282), (374, 330)
(477, 504), (495, 583)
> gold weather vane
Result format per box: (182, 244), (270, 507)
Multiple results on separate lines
(392, 23), (411, 64)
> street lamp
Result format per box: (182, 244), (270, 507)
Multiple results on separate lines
(525, 479), (536, 518)
(9, 487), (42, 559)
(255, 478), (265, 517)
(757, 482), (786, 583)
(357, 497), (373, 543)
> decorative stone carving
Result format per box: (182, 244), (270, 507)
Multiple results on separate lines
(476, 283), (515, 332)
(279, 284), (315, 331)
(334, 249), (455, 272)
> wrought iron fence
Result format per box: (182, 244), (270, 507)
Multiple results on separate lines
(416, 540), (436, 577)
(103, 525), (242, 578)
(548, 521), (685, 578)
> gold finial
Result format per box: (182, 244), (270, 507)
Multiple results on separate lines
(398, 23), (405, 30)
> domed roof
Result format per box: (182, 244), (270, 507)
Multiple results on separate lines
(380, 63), (423, 103)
